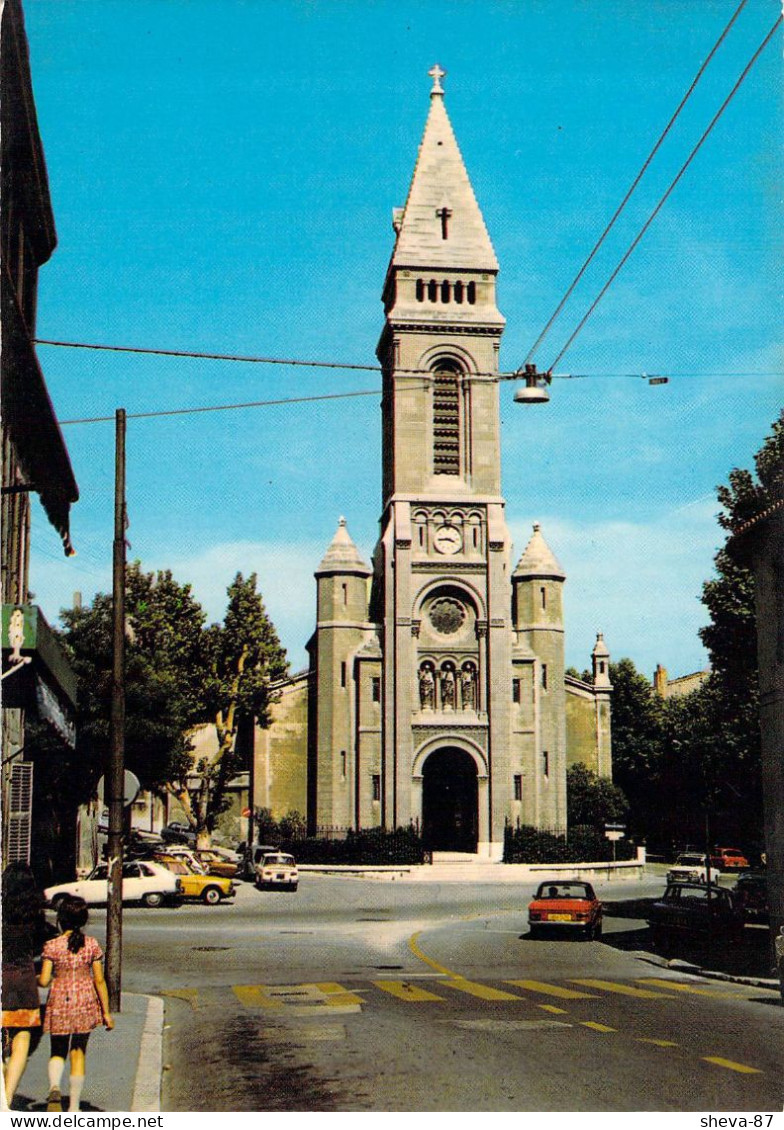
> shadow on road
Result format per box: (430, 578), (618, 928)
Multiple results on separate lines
(602, 897), (778, 983)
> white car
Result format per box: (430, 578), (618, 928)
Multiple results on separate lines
(667, 853), (709, 884)
(254, 853), (299, 891)
(45, 860), (182, 909)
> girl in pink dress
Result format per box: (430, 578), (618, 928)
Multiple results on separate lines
(38, 896), (113, 1112)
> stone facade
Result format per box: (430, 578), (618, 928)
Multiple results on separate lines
(255, 70), (612, 856)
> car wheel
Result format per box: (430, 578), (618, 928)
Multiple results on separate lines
(290, 884), (298, 892)
(142, 892), (164, 908)
(201, 886), (222, 905)
(594, 920), (603, 939)
(528, 926), (541, 940)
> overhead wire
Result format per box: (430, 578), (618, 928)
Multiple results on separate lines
(545, 13), (782, 374)
(523, 0), (749, 367)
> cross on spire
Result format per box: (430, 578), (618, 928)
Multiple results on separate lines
(428, 63), (446, 95)
(436, 205), (452, 239)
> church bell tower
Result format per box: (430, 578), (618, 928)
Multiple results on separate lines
(374, 65), (512, 857)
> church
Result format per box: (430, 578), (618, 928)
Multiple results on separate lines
(253, 67), (613, 859)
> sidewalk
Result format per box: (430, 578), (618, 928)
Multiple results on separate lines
(9, 993), (163, 1114)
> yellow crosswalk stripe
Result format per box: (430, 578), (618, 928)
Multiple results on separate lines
(506, 979), (598, 1000)
(702, 1057), (763, 1074)
(537, 1004), (568, 1015)
(636, 978), (733, 997)
(637, 1038), (680, 1048)
(570, 979), (677, 999)
(372, 980), (446, 1002)
(442, 977), (524, 1002)
(161, 988), (201, 1011)
(233, 985), (284, 1010)
(313, 982), (366, 1007)
(581, 1021), (617, 1033)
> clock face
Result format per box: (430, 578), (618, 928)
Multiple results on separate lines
(434, 524), (462, 555)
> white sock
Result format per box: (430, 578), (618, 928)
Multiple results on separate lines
(48, 1058), (65, 1091)
(68, 1075), (85, 1111)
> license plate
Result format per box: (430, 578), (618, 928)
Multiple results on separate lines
(547, 913), (574, 922)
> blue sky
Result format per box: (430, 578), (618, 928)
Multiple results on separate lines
(24, 0), (782, 678)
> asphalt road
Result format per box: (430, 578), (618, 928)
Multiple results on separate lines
(99, 871), (783, 1112)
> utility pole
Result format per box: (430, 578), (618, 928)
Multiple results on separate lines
(105, 408), (126, 1011)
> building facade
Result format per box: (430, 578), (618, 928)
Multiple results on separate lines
(255, 70), (612, 857)
(1, 0), (79, 879)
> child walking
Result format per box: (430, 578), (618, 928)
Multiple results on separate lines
(38, 896), (113, 1112)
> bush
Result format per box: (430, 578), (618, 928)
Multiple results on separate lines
(503, 824), (635, 863)
(277, 825), (425, 864)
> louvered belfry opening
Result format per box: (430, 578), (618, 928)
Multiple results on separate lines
(432, 360), (462, 475)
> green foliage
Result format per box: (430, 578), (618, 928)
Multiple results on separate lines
(503, 824), (635, 863)
(566, 764), (628, 830)
(58, 563), (287, 839)
(607, 658), (665, 838)
(275, 826), (425, 865)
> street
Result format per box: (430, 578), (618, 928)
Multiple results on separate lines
(92, 870), (784, 1112)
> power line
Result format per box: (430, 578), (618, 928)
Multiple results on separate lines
(524, 0), (749, 367)
(59, 386), (427, 426)
(546, 14), (782, 374)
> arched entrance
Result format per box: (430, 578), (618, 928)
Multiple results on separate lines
(422, 747), (478, 852)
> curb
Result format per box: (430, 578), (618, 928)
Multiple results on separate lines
(634, 952), (780, 992)
(128, 994), (164, 1112)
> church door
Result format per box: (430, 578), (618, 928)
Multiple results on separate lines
(422, 748), (478, 852)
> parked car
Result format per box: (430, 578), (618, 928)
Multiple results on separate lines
(254, 852), (299, 892)
(239, 843), (280, 881)
(153, 846), (208, 874)
(648, 882), (744, 946)
(711, 847), (750, 872)
(732, 872), (769, 924)
(160, 821), (197, 846)
(527, 880), (602, 940)
(667, 853), (709, 884)
(156, 857), (236, 904)
(45, 861), (182, 909)
(191, 848), (241, 879)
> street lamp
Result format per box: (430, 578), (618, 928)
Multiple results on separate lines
(513, 363), (551, 404)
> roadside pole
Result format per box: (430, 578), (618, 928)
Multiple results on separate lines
(105, 408), (126, 1012)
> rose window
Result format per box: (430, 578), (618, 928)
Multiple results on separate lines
(428, 597), (466, 635)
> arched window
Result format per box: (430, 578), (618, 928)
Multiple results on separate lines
(428, 279), (437, 302)
(454, 280), (464, 304)
(432, 360), (462, 475)
(441, 280), (450, 303)
(415, 279), (424, 302)
(466, 281), (476, 305)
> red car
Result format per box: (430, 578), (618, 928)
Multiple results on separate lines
(711, 847), (749, 872)
(527, 879), (603, 940)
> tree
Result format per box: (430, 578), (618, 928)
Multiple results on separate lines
(168, 573), (288, 846)
(606, 658), (665, 841)
(566, 764), (628, 830)
(59, 563), (205, 802)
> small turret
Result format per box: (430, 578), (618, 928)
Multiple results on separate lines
(512, 523), (565, 630)
(592, 632), (612, 689)
(315, 517), (371, 624)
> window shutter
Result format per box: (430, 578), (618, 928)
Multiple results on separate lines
(7, 761), (34, 863)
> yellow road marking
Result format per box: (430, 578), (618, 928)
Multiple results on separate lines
(373, 980), (446, 1002)
(506, 980), (598, 1000)
(409, 931), (456, 976)
(637, 1038), (680, 1048)
(538, 1004), (568, 1015)
(232, 985), (284, 1010)
(702, 1057), (763, 1074)
(570, 979), (676, 999)
(313, 982), (366, 1007)
(636, 978), (733, 997)
(581, 1021), (617, 1033)
(442, 978), (524, 1002)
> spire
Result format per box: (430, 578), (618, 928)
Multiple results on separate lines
(513, 523), (566, 580)
(592, 632), (612, 689)
(390, 65), (498, 272)
(316, 516), (371, 577)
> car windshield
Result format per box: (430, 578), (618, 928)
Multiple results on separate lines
(676, 856), (703, 865)
(264, 855), (294, 866)
(89, 865), (109, 880)
(536, 883), (591, 900)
